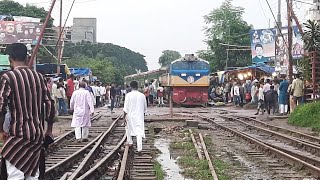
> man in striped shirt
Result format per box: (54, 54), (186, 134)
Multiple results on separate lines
(0, 43), (55, 180)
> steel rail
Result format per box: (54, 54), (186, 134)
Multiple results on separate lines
(189, 129), (218, 180)
(219, 115), (320, 158)
(46, 112), (102, 154)
(66, 115), (124, 180)
(198, 115), (320, 177)
(117, 145), (129, 180)
(189, 129), (203, 160)
(77, 134), (127, 180)
(45, 133), (103, 179)
(199, 132), (219, 180)
(231, 114), (320, 145)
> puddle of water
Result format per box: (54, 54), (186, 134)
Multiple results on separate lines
(154, 138), (192, 180)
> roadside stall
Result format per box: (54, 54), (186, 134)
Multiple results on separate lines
(222, 65), (275, 82)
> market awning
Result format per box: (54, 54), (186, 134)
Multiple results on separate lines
(69, 68), (92, 76)
(224, 64), (275, 74)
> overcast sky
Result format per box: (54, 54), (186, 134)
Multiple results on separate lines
(15, 0), (311, 70)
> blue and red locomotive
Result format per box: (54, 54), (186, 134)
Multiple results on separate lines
(160, 54), (210, 106)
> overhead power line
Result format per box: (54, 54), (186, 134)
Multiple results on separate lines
(265, 0), (289, 49)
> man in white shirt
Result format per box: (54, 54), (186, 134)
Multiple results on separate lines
(100, 84), (106, 106)
(255, 83), (265, 115)
(263, 79), (271, 93)
(70, 82), (94, 142)
(51, 78), (59, 115)
(233, 82), (240, 107)
(123, 81), (147, 154)
(74, 77), (80, 90)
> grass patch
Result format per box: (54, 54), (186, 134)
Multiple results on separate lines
(288, 101), (320, 131)
(204, 136), (230, 180)
(213, 159), (230, 180)
(154, 161), (165, 180)
(170, 136), (212, 180)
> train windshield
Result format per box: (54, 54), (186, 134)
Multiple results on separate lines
(172, 61), (189, 70)
(172, 61), (209, 70)
(190, 61), (209, 70)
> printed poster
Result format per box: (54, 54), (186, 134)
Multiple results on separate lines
(250, 28), (276, 64)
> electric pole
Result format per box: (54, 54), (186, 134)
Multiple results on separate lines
(277, 0), (282, 32)
(287, 0), (293, 83)
(57, 0), (63, 76)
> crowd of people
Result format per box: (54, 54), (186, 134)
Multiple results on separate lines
(209, 74), (305, 115)
(0, 43), (150, 180)
(48, 75), (133, 115)
(141, 81), (165, 107)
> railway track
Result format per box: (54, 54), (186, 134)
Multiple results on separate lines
(117, 128), (156, 180)
(47, 112), (102, 155)
(198, 114), (320, 178)
(67, 116), (126, 180)
(45, 112), (120, 180)
(189, 129), (218, 180)
(217, 114), (320, 167)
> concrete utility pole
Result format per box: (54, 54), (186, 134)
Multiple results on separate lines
(277, 0), (282, 32)
(287, 0), (293, 83)
(57, 0), (63, 76)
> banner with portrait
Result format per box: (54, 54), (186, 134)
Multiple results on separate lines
(0, 21), (43, 45)
(275, 26), (303, 73)
(250, 28), (276, 64)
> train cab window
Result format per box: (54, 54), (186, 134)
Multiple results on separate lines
(172, 61), (188, 70)
(190, 61), (209, 70)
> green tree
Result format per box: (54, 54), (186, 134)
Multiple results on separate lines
(63, 41), (148, 73)
(299, 20), (320, 82)
(158, 50), (181, 67)
(303, 20), (320, 52)
(203, 0), (252, 71)
(63, 41), (148, 83)
(64, 56), (116, 83)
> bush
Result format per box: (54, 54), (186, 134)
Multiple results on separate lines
(288, 101), (320, 131)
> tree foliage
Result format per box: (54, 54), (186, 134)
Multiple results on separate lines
(64, 56), (116, 83)
(63, 41), (148, 83)
(0, 0), (54, 27)
(158, 50), (181, 67)
(303, 20), (320, 52)
(203, 0), (252, 71)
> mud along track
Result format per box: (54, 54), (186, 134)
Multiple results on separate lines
(62, 116), (126, 180)
(198, 114), (320, 178)
(45, 113), (117, 180)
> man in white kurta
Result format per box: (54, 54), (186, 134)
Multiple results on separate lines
(70, 82), (94, 142)
(123, 81), (147, 153)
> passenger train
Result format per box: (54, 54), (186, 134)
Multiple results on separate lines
(124, 54), (210, 106)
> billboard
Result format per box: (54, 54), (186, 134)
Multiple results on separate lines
(250, 28), (276, 64)
(275, 26), (304, 69)
(0, 21), (42, 45)
(13, 16), (41, 23)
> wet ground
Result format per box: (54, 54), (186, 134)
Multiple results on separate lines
(154, 138), (191, 180)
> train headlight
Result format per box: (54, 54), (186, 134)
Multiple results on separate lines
(195, 73), (201, 77)
(181, 73), (187, 77)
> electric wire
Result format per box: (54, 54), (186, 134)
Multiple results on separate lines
(265, 0), (289, 49)
(258, 0), (271, 26)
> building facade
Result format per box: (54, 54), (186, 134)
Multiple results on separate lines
(71, 18), (97, 43)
